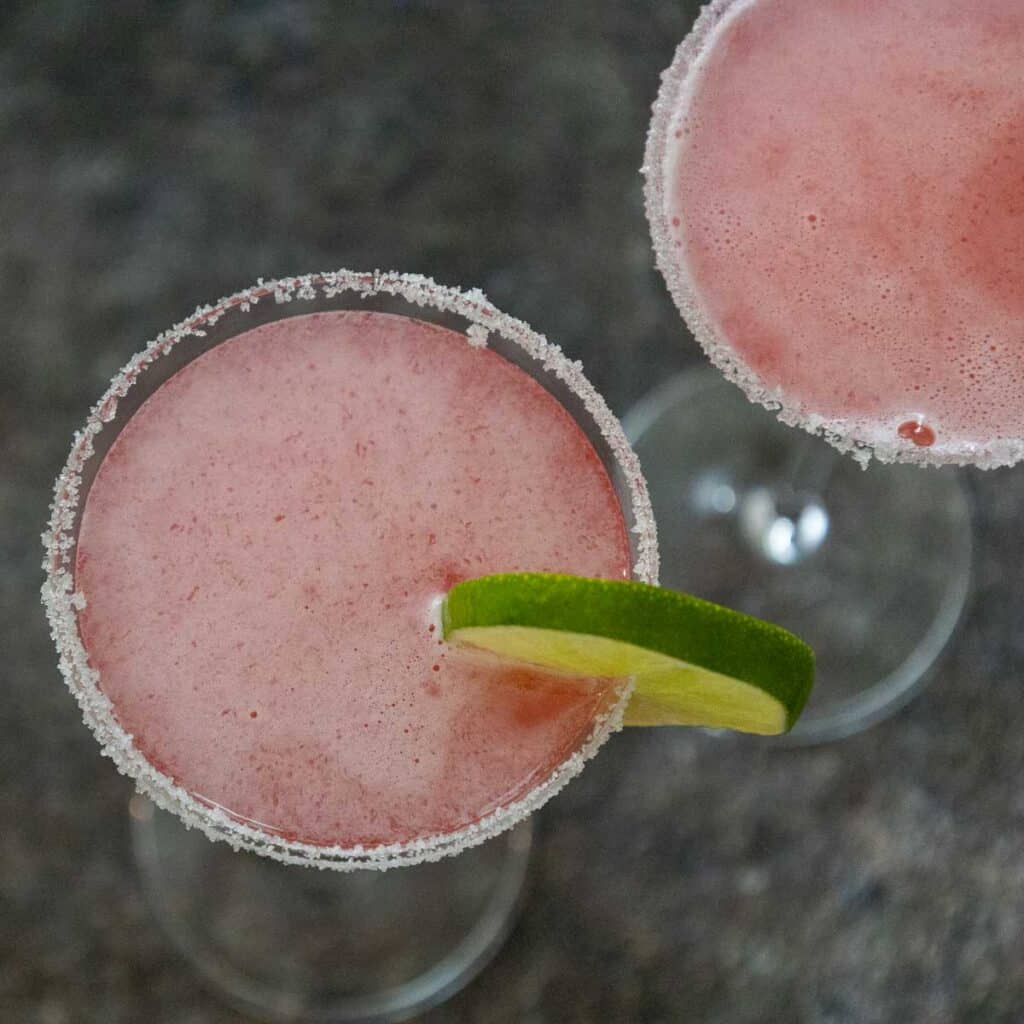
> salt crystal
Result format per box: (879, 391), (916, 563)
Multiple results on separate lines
(466, 324), (489, 349)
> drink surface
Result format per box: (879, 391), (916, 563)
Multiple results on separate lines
(75, 311), (630, 848)
(659, 0), (1024, 459)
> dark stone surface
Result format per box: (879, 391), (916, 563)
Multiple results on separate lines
(3, 2), (1023, 1022)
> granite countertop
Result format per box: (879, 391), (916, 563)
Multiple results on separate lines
(3, 3), (1024, 1022)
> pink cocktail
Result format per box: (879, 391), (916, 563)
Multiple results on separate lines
(647, 0), (1024, 468)
(636, 0), (979, 742)
(44, 270), (657, 868)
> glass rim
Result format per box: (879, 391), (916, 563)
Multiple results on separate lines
(41, 268), (659, 871)
(641, 0), (1021, 470)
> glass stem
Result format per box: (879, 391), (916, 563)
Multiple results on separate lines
(736, 435), (834, 566)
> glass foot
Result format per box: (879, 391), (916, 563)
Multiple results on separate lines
(624, 367), (972, 744)
(131, 797), (531, 1023)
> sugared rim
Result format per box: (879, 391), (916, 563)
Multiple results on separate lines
(642, 0), (1023, 469)
(41, 269), (659, 871)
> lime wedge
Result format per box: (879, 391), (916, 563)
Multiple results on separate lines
(442, 573), (814, 735)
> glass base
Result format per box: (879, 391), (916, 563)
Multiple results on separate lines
(130, 797), (531, 1023)
(624, 368), (972, 744)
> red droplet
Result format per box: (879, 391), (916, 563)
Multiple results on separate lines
(897, 420), (936, 447)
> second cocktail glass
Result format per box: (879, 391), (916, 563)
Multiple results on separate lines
(636, 0), (989, 742)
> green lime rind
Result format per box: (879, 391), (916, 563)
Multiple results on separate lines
(441, 573), (814, 734)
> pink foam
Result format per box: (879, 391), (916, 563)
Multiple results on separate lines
(74, 310), (632, 849)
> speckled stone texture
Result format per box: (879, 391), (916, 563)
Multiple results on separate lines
(3, 2), (1024, 1022)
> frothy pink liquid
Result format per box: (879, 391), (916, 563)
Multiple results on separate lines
(665, 0), (1024, 451)
(76, 312), (630, 848)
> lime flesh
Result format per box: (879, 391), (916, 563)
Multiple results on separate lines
(442, 574), (814, 735)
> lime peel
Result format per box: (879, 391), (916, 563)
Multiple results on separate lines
(442, 573), (814, 735)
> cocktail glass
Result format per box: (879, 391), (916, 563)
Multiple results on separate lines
(635, 0), (975, 744)
(42, 270), (657, 1020)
